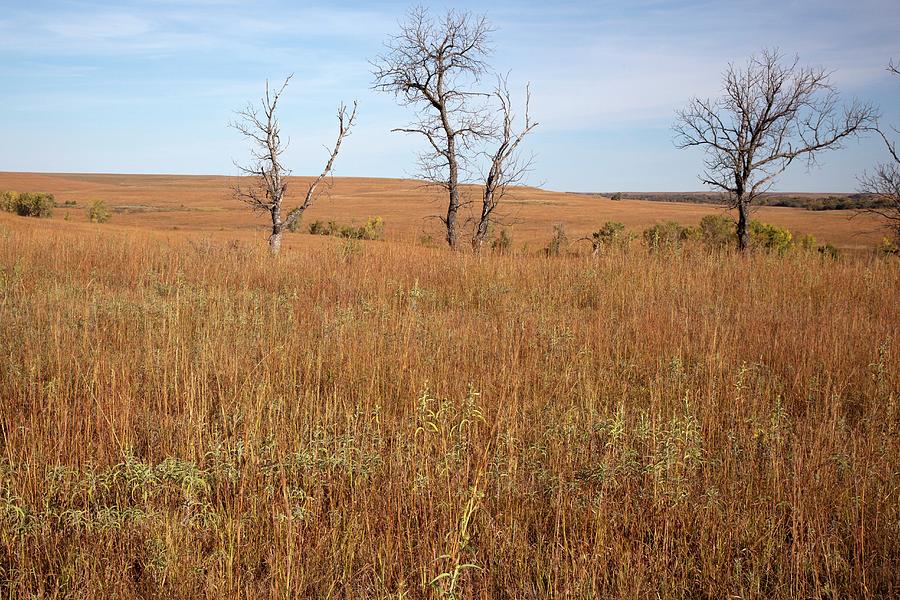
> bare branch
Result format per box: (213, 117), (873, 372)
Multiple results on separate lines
(230, 75), (355, 254)
(473, 77), (539, 251)
(372, 7), (495, 249)
(230, 75), (294, 230)
(282, 102), (358, 231)
(856, 60), (900, 241)
(674, 48), (876, 250)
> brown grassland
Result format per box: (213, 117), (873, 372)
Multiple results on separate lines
(0, 173), (898, 598)
(0, 172), (887, 251)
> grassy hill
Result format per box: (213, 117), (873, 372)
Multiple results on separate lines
(0, 172), (888, 252)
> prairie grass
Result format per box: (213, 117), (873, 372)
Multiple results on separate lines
(0, 172), (888, 252)
(0, 215), (897, 598)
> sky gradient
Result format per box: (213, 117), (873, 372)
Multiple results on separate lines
(1, 0), (898, 192)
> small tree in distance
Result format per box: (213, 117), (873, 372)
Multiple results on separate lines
(675, 49), (876, 251)
(231, 75), (357, 254)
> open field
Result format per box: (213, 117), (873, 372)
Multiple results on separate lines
(0, 185), (898, 597)
(0, 172), (888, 252)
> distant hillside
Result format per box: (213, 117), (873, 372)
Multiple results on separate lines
(587, 191), (888, 211)
(0, 172), (887, 250)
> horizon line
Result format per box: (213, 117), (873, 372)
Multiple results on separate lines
(0, 170), (863, 196)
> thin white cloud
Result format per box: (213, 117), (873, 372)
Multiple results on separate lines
(44, 13), (154, 40)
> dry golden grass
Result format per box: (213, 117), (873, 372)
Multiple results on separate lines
(0, 203), (897, 598)
(0, 172), (887, 252)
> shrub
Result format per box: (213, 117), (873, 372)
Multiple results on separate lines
(796, 233), (817, 251)
(18, 192), (56, 218)
(490, 229), (512, 254)
(875, 237), (900, 256)
(309, 217), (384, 241)
(309, 220), (337, 236)
(643, 221), (691, 252)
(544, 224), (569, 256)
(817, 243), (840, 259)
(343, 216), (384, 240)
(0, 191), (16, 213)
(698, 214), (736, 249)
(1, 191), (55, 218)
(610, 192), (623, 201)
(587, 221), (631, 255)
(88, 200), (111, 223)
(748, 220), (793, 254)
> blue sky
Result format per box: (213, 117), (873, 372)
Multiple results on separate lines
(0, 0), (898, 192)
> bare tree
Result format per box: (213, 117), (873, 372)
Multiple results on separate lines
(472, 79), (538, 252)
(858, 61), (900, 241)
(372, 7), (494, 250)
(675, 49), (877, 250)
(231, 75), (357, 254)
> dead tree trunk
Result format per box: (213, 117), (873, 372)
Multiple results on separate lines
(736, 198), (750, 251)
(472, 80), (537, 252)
(231, 75), (356, 254)
(270, 204), (283, 253)
(472, 196), (492, 252)
(373, 8), (493, 251)
(446, 137), (461, 249)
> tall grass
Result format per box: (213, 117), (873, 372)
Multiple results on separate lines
(0, 217), (897, 598)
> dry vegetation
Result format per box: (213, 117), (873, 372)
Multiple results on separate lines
(0, 200), (898, 597)
(0, 172), (888, 252)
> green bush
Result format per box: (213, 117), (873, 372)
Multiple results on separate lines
(1, 191), (19, 212)
(343, 216), (384, 240)
(698, 214), (736, 249)
(748, 220), (793, 254)
(88, 200), (111, 223)
(588, 221), (631, 254)
(875, 237), (900, 256)
(490, 228), (512, 254)
(610, 192), (623, 201)
(796, 233), (817, 251)
(1, 191), (55, 218)
(544, 224), (569, 256)
(643, 221), (692, 252)
(817, 243), (840, 259)
(309, 220), (336, 236)
(309, 217), (384, 241)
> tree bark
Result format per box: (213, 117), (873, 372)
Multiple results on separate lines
(472, 189), (492, 252)
(446, 137), (460, 249)
(736, 198), (750, 251)
(472, 219), (489, 252)
(269, 207), (283, 255)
